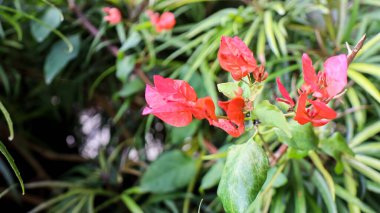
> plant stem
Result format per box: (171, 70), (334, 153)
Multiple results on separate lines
(270, 144), (288, 166)
(183, 157), (203, 213)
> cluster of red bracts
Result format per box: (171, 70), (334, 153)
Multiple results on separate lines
(142, 76), (245, 137)
(218, 36), (268, 82)
(143, 36), (266, 137)
(276, 53), (348, 126)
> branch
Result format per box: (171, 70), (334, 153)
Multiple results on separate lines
(270, 144), (288, 166)
(68, 0), (118, 56)
(68, 0), (152, 85)
(347, 34), (366, 64)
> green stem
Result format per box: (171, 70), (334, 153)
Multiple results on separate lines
(201, 152), (227, 161)
(183, 156), (203, 213)
(309, 150), (335, 201)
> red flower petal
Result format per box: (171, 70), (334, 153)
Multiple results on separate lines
(193, 97), (217, 123)
(302, 53), (318, 91)
(211, 119), (244, 137)
(276, 78), (295, 107)
(218, 36), (257, 80)
(294, 92), (310, 125)
(310, 100), (337, 119)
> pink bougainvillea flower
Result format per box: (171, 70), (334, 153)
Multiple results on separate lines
(103, 7), (122, 25)
(143, 75), (246, 137)
(142, 75), (197, 127)
(276, 77), (295, 107)
(301, 53), (347, 100)
(294, 92), (337, 127)
(218, 36), (258, 81)
(147, 10), (176, 32)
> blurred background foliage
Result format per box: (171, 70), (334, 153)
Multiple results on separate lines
(0, 0), (380, 212)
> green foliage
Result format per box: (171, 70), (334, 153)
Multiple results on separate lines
(254, 100), (291, 137)
(30, 7), (62, 42)
(44, 34), (80, 84)
(276, 121), (318, 151)
(140, 150), (197, 193)
(217, 140), (269, 213)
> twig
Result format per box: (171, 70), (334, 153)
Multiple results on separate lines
(135, 63), (153, 85)
(270, 144), (288, 166)
(68, 0), (152, 85)
(337, 105), (370, 118)
(68, 0), (118, 56)
(347, 34), (366, 64)
(27, 143), (87, 162)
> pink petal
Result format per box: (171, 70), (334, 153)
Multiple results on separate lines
(324, 54), (347, 97)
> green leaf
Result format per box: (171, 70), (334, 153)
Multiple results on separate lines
(44, 34), (80, 84)
(121, 193), (144, 213)
(262, 166), (287, 188)
(335, 184), (376, 213)
(217, 82), (240, 99)
(287, 147), (309, 159)
(292, 161), (306, 213)
(311, 170), (337, 213)
(140, 150), (197, 193)
(120, 30), (141, 52)
(320, 133), (354, 160)
(264, 11), (280, 57)
(0, 141), (24, 194)
(309, 151), (335, 201)
(348, 69), (380, 104)
(276, 121), (317, 151)
(254, 100), (291, 137)
(170, 120), (200, 144)
(116, 54), (136, 83)
(31, 7), (62, 42)
(350, 121), (380, 147)
(217, 140), (269, 213)
(346, 88), (366, 130)
(349, 63), (380, 78)
(118, 78), (144, 97)
(199, 160), (224, 191)
(0, 101), (14, 141)
(346, 157), (380, 184)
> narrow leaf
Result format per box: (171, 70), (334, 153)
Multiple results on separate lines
(0, 141), (24, 194)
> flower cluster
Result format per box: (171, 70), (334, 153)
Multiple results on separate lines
(103, 7), (122, 25)
(143, 36), (265, 137)
(277, 54), (347, 126)
(146, 10), (176, 32)
(102, 7), (176, 33)
(142, 75), (245, 137)
(218, 36), (267, 82)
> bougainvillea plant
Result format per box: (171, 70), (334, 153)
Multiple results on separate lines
(143, 34), (366, 212)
